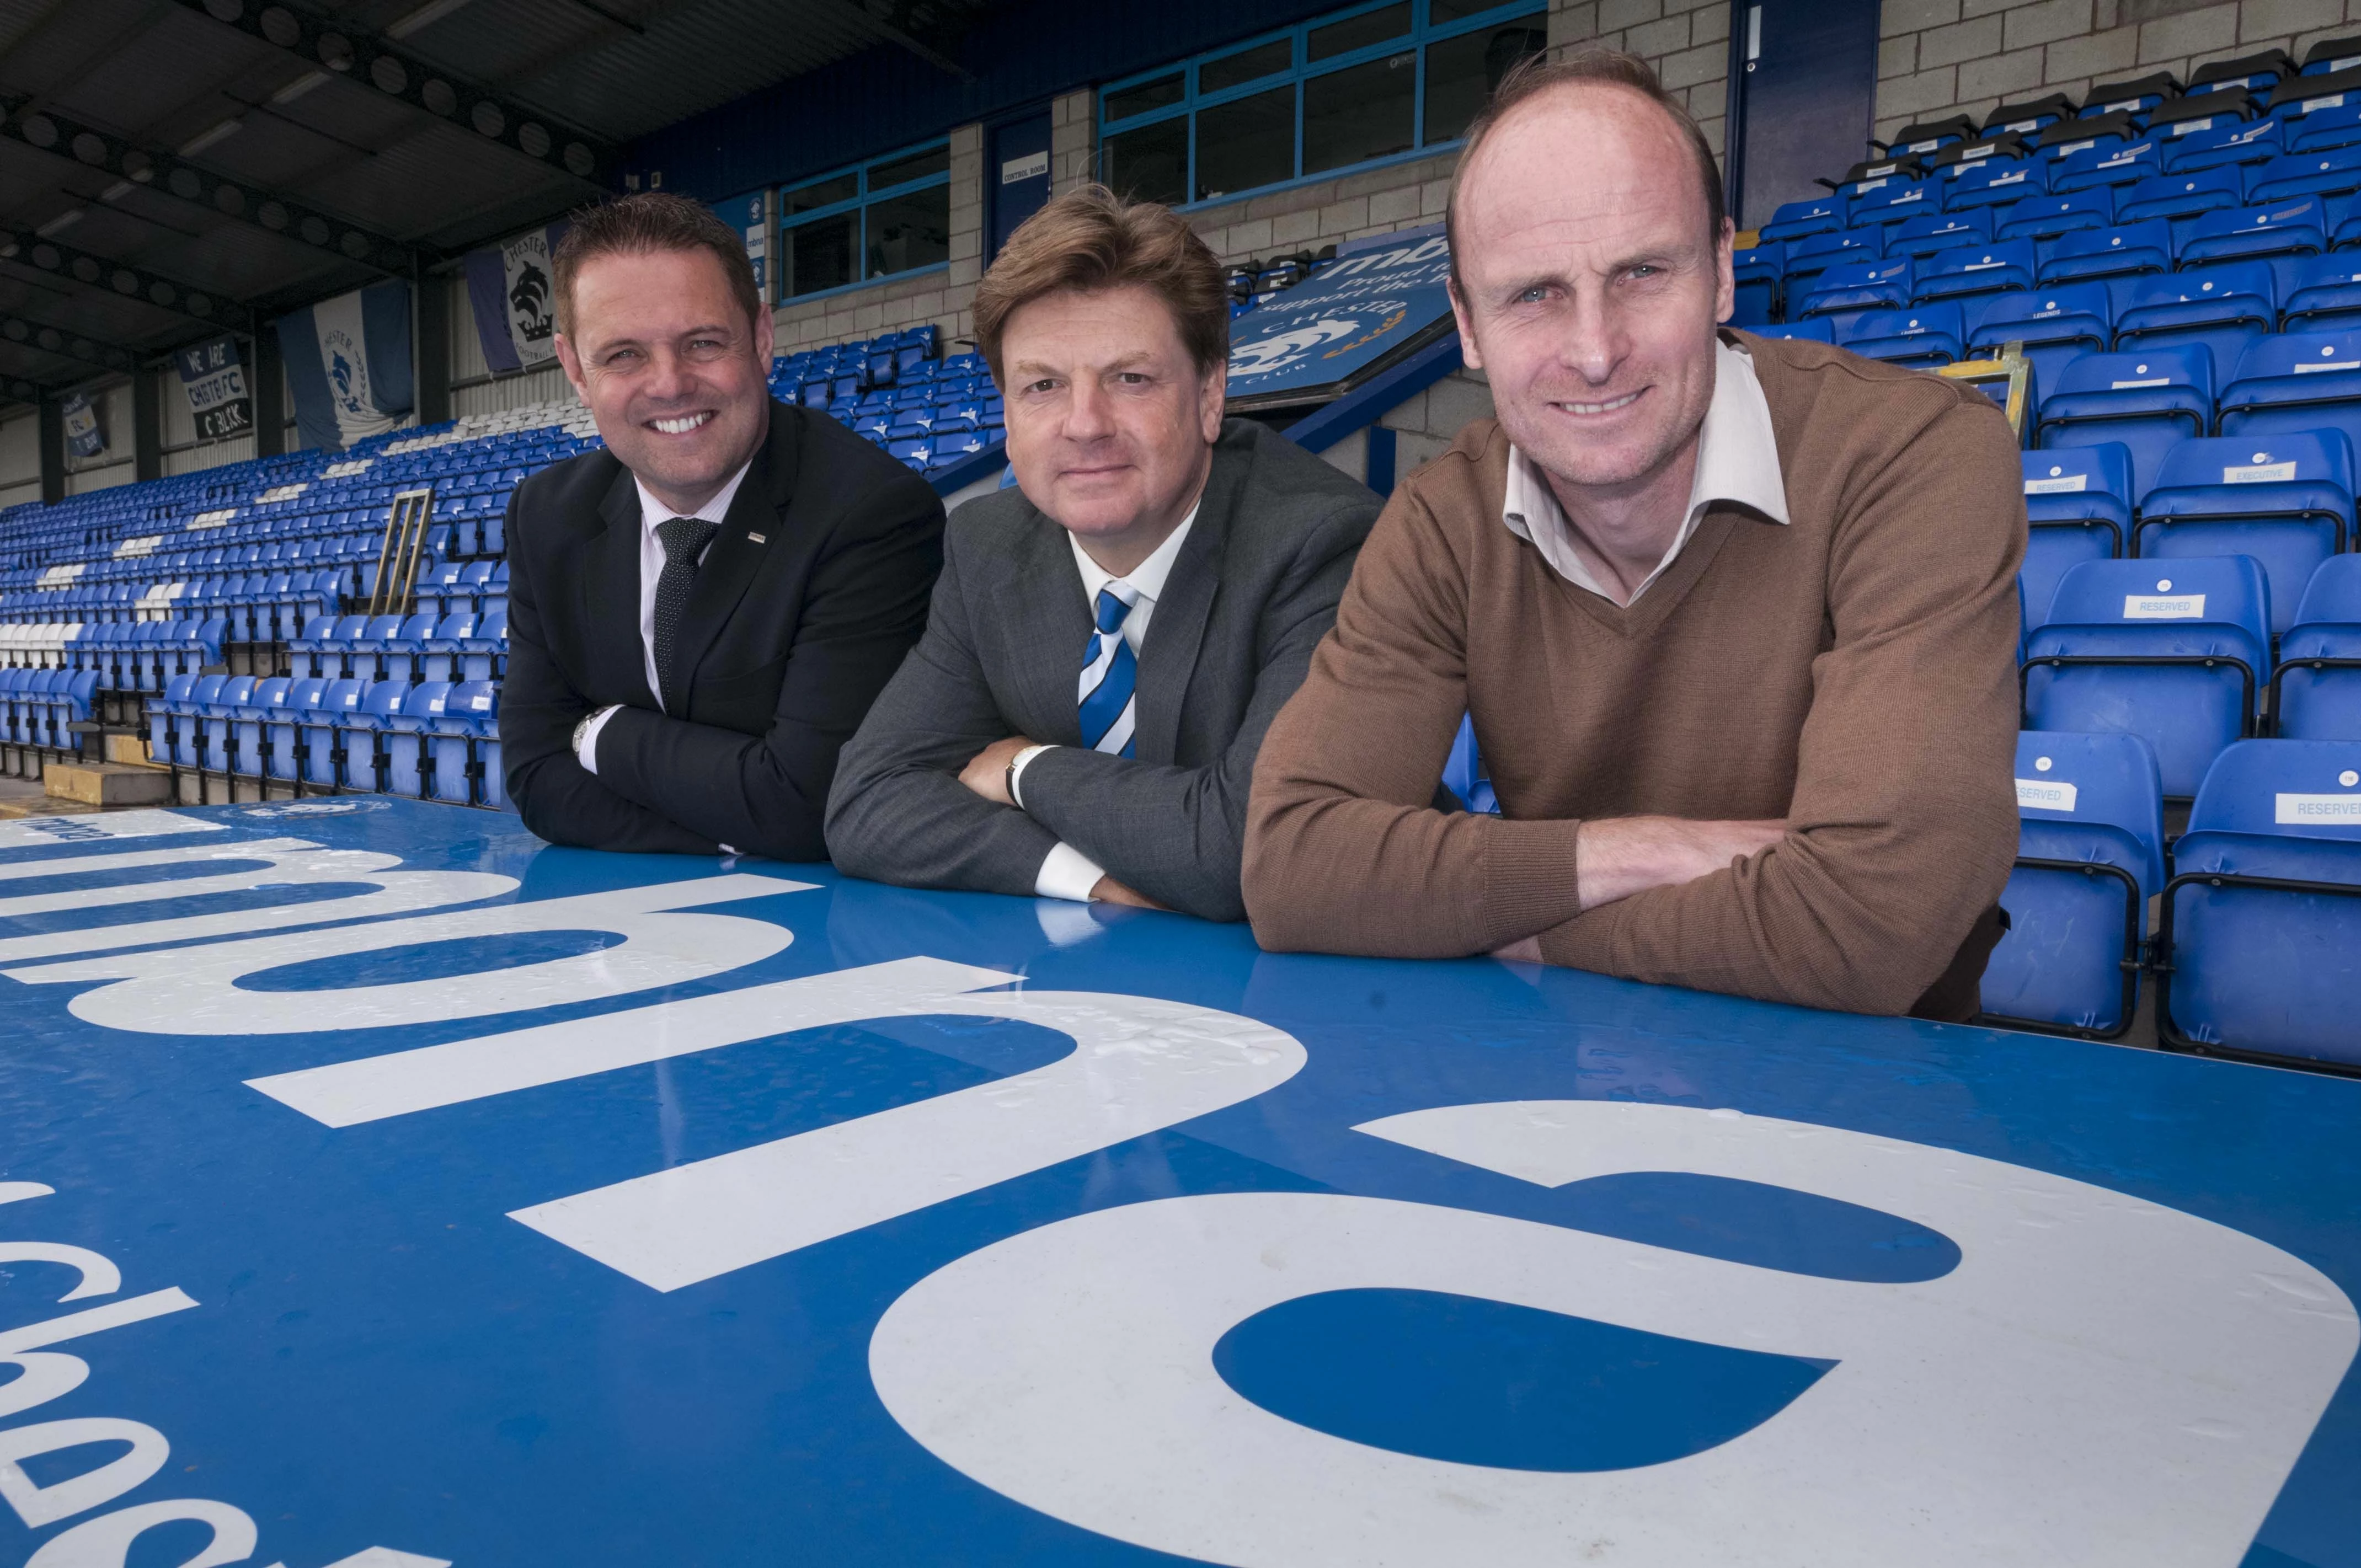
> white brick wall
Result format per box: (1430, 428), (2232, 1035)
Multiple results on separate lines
(1877, 0), (2361, 147)
(1551, 0), (1734, 156)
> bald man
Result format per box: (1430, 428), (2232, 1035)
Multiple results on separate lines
(1243, 48), (2025, 1020)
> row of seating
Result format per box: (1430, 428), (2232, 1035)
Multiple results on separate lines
(1984, 730), (2360, 1070)
(2014, 438), (2361, 640)
(147, 674), (504, 809)
(2023, 553), (2359, 796)
(0, 620), (228, 688)
(0, 668), (99, 755)
(287, 611), (509, 686)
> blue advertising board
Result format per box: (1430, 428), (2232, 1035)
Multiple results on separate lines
(1225, 229), (1456, 411)
(0, 798), (2354, 1567)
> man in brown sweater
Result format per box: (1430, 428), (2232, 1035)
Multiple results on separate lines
(1242, 49), (2025, 1019)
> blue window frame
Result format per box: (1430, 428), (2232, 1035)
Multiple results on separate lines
(1099, 0), (1547, 211)
(777, 140), (953, 303)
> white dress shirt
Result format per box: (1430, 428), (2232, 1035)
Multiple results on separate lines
(1501, 338), (1790, 605)
(575, 457), (755, 773)
(1012, 504), (1199, 902)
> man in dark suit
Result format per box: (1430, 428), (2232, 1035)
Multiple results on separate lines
(826, 187), (1380, 921)
(503, 194), (944, 859)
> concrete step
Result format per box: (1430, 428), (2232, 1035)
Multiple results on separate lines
(104, 732), (153, 766)
(45, 762), (174, 808)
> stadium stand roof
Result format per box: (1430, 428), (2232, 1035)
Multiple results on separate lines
(0, 0), (994, 403)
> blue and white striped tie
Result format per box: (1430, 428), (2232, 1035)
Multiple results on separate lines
(1077, 584), (1139, 758)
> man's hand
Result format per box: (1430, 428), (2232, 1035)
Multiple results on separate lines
(958, 736), (1038, 806)
(1090, 875), (1168, 910)
(1493, 815), (1787, 962)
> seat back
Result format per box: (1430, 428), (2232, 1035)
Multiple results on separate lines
(2053, 138), (2163, 192)
(2164, 738), (2361, 1065)
(2036, 346), (2215, 496)
(2177, 195), (2329, 264)
(2119, 167), (2245, 224)
(2136, 431), (2354, 634)
(1997, 189), (2115, 240)
(1944, 157), (2047, 211)
(2037, 221), (2174, 283)
(1835, 304), (1965, 365)
(2247, 145), (2361, 203)
(2277, 556), (2361, 740)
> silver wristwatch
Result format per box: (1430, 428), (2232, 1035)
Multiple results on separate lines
(572, 711), (595, 758)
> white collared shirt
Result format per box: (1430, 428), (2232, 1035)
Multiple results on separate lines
(1014, 504), (1199, 902)
(575, 457), (755, 773)
(1502, 338), (1790, 605)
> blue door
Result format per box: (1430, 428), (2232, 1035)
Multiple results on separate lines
(1731, 0), (1883, 229)
(990, 109), (1054, 258)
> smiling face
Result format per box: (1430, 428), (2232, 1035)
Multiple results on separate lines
(554, 245), (774, 516)
(1448, 83), (1733, 497)
(1000, 283), (1226, 576)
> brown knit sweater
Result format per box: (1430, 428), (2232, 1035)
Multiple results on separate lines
(1243, 331), (2026, 1016)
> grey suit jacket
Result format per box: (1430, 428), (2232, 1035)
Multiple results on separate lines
(826, 418), (1380, 921)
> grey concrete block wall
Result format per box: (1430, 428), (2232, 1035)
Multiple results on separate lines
(1876, 0), (2361, 148)
(1550, 0), (1733, 157)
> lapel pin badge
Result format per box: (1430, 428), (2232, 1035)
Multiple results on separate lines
(746, 532), (767, 544)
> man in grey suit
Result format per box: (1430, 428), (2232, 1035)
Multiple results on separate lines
(827, 186), (1380, 921)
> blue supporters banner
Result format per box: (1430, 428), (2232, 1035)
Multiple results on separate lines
(174, 335), (252, 442)
(464, 221), (569, 376)
(276, 281), (414, 452)
(58, 390), (106, 459)
(0, 797), (2357, 1566)
(1225, 224), (1456, 409)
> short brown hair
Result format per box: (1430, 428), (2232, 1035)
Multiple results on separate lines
(973, 185), (1229, 384)
(1446, 48), (1727, 285)
(552, 192), (764, 339)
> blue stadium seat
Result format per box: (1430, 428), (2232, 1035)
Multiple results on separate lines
(1781, 229), (1881, 295)
(2053, 138), (2163, 193)
(2020, 443), (2134, 620)
(233, 676), (292, 779)
(385, 681), (450, 798)
(2136, 431), (2353, 635)
(2023, 556), (2272, 796)
(146, 672), (194, 767)
(298, 678), (365, 789)
(200, 674), (254, 773)
(1913, 239), (2035, 303)
(345, 680), (412, 793)
(2119, 167), (2245, 226)
(384, 611), (439, 684)
(1945, 157), (2046, 212)
(2216, 328), (2361, 457)
(437, 681), (502, 807)
(2274, 556), (2361, 739)
(2163, 117), (2284, 174)
(271, 678), (324, 783)
(1798, 258), (1914, 330)
(1733, 243), (1782, 324)
(1850, 182), (1940, 228)
(1979, 730), (2166, 1036)
(421, 612), (475, 685)
(2034, 346), (2214, 497)
(1760, 196), (1845, 243)
(2177, 195), (2329, 266)
(2113, 259), (2275, 374)
(2159, 738), (2361, 1068)
(2038, 221), (2174, 283)
(2289, 101), (2361, 154)
(1997, 188), (2114, 240)
(1968, 283), (2112, 392)
(461, 608), (507, 684)
(1746, 320), (1834, 344)
(1836, 304), (1965, 366)
(2279, 253), (2361, 329)
(1889, 209), (1991, 260)
(2247, 145), (2361, 204)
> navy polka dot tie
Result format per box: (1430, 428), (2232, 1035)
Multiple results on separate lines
(654, 516), (719, 715)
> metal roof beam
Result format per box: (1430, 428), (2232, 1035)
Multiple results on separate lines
(819, 0), (975, 81)
(170, 0), (615, 185)
(0, 94), (419, 277)
(0, 224), (256, 336)
(0, 309), (142, 377)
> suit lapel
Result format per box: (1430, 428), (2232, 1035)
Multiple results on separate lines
(1131, 449), (1239, 763)
(1002, 509), (1095, 746)
(670, 405), (790, 703)
(587, 465), (658, 708)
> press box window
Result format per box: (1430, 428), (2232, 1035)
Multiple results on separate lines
(1098, 0), (1546, 211)
(777, 140), (952, 302)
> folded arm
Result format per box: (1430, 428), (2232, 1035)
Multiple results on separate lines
(591, 479), (944, 862)
(824, 533), (1068, 896)
(1016, 503), (1370, 922)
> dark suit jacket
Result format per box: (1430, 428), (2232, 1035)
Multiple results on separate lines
(825, 418), (1380, 921)
(501, 400), (945, 859)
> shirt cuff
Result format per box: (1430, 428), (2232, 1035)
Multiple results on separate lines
(1034, 840), (1108, 902)
(1008, 743), (1057, 810)
(575, 704), (622, 775)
